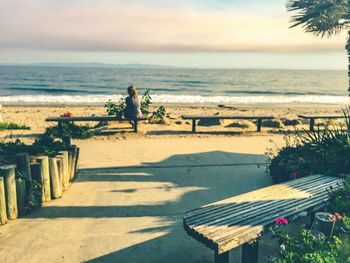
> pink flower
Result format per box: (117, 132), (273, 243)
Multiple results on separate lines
(293, 172), (298, 179)
(275, 217), (288, 225)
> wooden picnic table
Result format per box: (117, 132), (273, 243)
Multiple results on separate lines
(183, 174), (343, 263)
(181, 115), (274, 133)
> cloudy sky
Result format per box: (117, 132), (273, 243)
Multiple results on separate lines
(0, 0), (346, 69)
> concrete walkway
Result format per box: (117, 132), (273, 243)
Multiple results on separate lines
(0, 136), (283, 263)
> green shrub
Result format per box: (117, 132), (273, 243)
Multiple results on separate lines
(105, 97), (126, 116)
(267, 107), (350, 183)
(272, 228), (347, 263)
(0, 122), (30, 131)
(329, 175), (350, 217)
(45, 123), (95, 140)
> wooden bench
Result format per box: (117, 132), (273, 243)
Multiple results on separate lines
(183, 174), (343, 263)
(46, 116), (147, 133)
(298, 114), (344, 131)
(181, 115), (274, 133)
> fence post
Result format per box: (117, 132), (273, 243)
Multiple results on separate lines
(30, 163), (44, 204)
(0, 165), (18, 220)
(49, 157), (62, 199)
(16, 178), (26, 216)
(59, 151), (69, 190)
(36, 157), (51, 203)
(0, 177), (8, 225)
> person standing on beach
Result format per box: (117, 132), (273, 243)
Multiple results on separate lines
(124, 85), (142, 129)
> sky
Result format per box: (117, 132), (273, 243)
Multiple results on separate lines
(0, 0), (347, 69)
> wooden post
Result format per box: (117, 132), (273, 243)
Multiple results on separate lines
(0, 165), (18, 220)
(16, 178), (26, 216)
(15, 152), (31, 205)
(0, 177), (8, 225)
(36, 157), (51, 203)
(257, 119), (262, 132)
(68, 151), (73, 182)
(242, 242), (259, 263)
(30, 163), (44, 204)
(69, 146), (78, 180)
(49, 157), (62, 199)
(59, 151), (69, 191)
(215, 250), (229, 263)
(192, 119), (196, 133)
(75, 147), (80, 174)
(310, 118), (315, 132)
(56, 156), (64, 191)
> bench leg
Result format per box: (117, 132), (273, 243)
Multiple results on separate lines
(310, 118), (315, 132)
(134, 121), (138, 133)
(257, 119), (262, 132)
(242, 242), (259, 263)
(215, 250), (229, 263)
(192, 119), (196, 133)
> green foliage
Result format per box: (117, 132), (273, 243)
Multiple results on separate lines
(287, 0), (348, 38)
(45, 122), (95, 140)
(105, 98), (126, 116)
(267, 107), (350, 183)
(329, 175), (350, 217)
(26, 179), (42, 211)
(0, 122), (30, 131)
(272, 228), (347, 263)
(152, 106), (166, 120)
(140, 89), (152, 115)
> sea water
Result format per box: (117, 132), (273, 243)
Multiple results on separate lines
(0, 65), (348, 106)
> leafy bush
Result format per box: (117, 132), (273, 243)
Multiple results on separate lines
(140, 89), (152, 115)
(45, 122), (95, 140)
(0, 122), (30, 131)
(329, 175), (350, 217)
(272, 228), (347, 263)
(267, 108), (350, 183)
(105, 97), (126, 116)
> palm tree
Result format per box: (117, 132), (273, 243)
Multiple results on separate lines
(287, 0), (350, 92)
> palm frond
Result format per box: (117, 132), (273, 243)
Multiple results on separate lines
(286, 0), (349, 38)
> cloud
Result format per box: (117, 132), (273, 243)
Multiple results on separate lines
(0, 0), (345, 53)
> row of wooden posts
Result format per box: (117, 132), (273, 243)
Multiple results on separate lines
(0, 145), (80, 225)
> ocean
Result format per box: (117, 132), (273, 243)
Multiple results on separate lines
(0, 65), (348, 106)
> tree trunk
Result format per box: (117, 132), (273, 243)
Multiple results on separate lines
(347, 31), (350, 94)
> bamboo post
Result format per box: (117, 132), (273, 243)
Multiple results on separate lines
(35, 157), (51, 203)
(49, 157), (62, 199)
(30, 163), (44, 204)
(0, 165), (18, 220)
(0, 177), (8, 225)
(59, 151), (69, 190)
(16, 178), (26, 216)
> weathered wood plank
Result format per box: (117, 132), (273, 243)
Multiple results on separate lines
(183, 175), (343, 256)
(58, 151), (69, 191)
(182, 115), (274, 120)
(190, 178), (339, 234)
(184, 176), (334, 223)
(184, 175), (327, 220)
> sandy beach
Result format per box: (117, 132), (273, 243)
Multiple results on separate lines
(0, 104), (345, 143)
